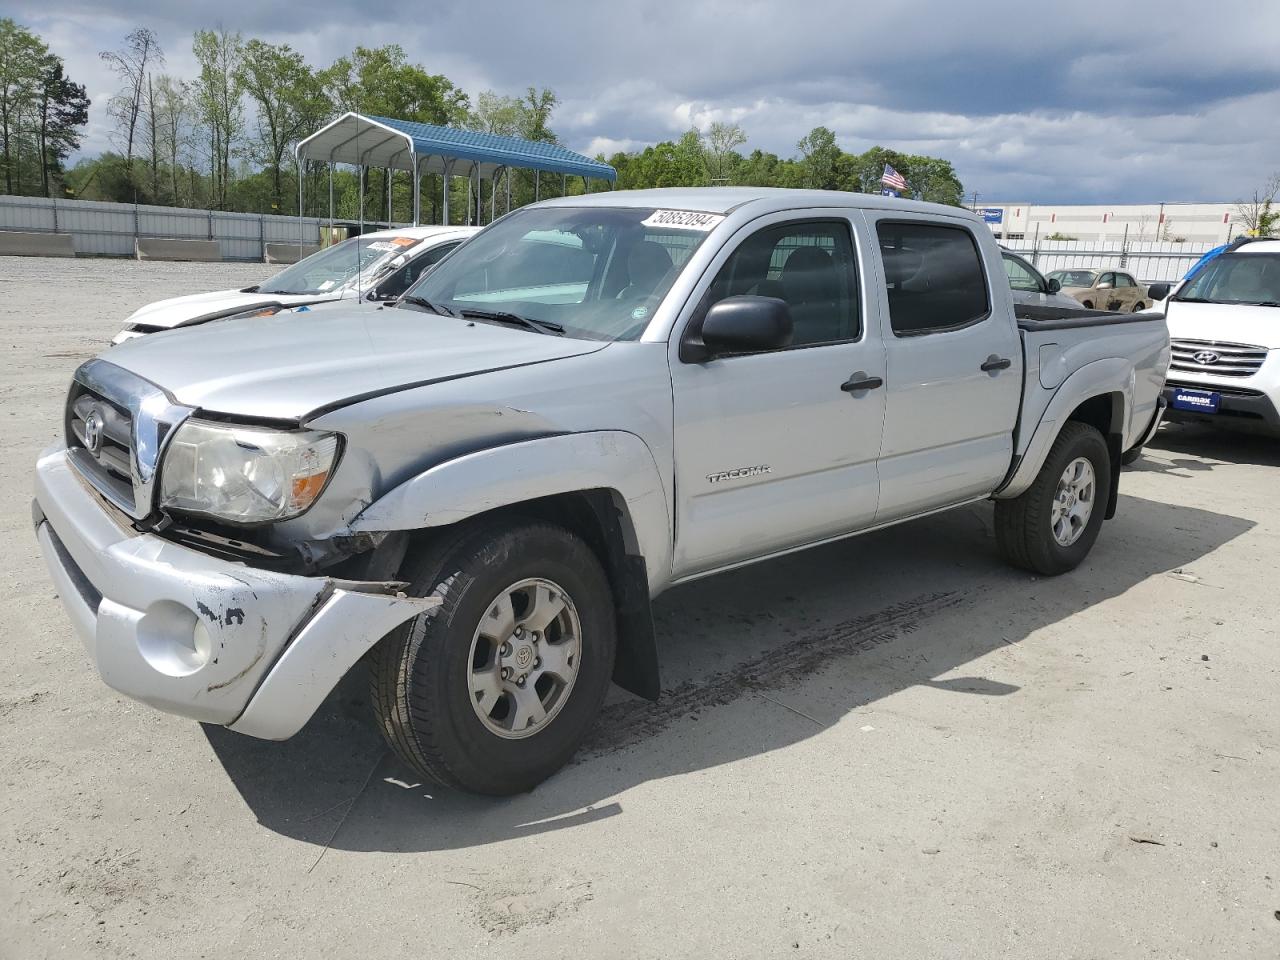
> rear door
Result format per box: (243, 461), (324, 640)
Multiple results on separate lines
(868, 216), (1023, 522)
(669, 213), (885, 578)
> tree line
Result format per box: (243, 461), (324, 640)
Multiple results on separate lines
(0, 17), (967, 224)
(0, 19), (90, 198)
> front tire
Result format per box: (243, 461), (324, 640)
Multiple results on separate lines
(370, 520), (617, 795)
(996, 421), (1112, 575)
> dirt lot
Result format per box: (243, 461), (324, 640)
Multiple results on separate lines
(1, 255), (1278, 959)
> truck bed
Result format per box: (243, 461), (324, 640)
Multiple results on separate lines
(1013, 303), (1169, 469)
(1015, 303), (1164, 330)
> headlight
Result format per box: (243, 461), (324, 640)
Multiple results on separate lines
(223, 305), (284, 321)
(159, 420), (340, 523)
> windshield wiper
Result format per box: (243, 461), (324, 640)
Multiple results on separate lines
(399, 295), (460, 318)
(1240, 300), (1280, 307)
(458, 308), (564, 335)
(1170, 296), (1213, 303)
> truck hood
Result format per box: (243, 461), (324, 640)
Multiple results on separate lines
(126, 287), (345, 331)
(1165, 300), (1280, 349)
(103, 305), (609, 421)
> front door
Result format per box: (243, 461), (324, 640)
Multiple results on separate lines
(869, 216), (1023, 522)
(1114, 272), (1141, 310)
(1096, 272), (1120, 311)
(669, 215), (886, 578)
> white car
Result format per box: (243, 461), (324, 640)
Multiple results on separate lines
(111, 225), (477, 344)
(1148, 237), (1280, 435)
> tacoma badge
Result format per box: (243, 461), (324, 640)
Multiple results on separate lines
(707, 465), (772, 484)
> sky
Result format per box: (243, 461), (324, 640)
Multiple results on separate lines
(10, 0), (1280, 204)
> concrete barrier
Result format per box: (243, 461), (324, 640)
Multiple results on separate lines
(0, 230), (76, 258)
(135, 238), (222, 262)
(264, 242), (320, 265)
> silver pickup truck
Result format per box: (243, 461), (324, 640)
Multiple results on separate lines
(33, 188), (1170, 795)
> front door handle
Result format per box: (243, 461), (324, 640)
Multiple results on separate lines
(980, 356), (1013, 372)
(841, 373), (883, 392)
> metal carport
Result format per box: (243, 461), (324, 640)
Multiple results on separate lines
(295, 112), (617, 231)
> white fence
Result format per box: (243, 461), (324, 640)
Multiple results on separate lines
(0, 195), (323, 260)
(1005, 237), (1216, 284)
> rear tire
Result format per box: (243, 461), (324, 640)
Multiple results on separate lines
(1082, 300), (1094, 309)
(1121, 446), (1143, 465)
(1132, 301), (1146, 312)
(370, 520), (617, 795)
(996, 421), (1112, 575)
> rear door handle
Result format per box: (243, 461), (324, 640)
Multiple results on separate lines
(980, 356), (1012, 372)
(841, 373), (883, 392)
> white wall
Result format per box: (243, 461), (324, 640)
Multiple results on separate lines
(978, 201), (1244, 245)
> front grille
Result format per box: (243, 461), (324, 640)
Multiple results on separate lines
(66, 381), (137, 512)
(63, 359), (193, 520)
(1170, 338), (1268, 378)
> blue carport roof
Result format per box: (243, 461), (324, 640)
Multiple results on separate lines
(296, 112), (616, 181)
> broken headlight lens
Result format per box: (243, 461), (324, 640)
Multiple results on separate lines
(159, 420), (340, 523)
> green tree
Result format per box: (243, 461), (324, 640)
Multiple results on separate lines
(34, 57), (89, 197)
(470, 90), (523, 136)
(150, 74), (191, 204)
(322, 45), (468, 124)
(518, 87), (558, 143)
(99, 28), (163, 192)
(796, 126), (841, 190)
(703, 121), (746, 183)
(0, 18), (47, 194)
(236, 40), (327, 213)
(321, 44), (469, 221)
(192, 28), (244, 209)
(1234, 173), (1280, 237)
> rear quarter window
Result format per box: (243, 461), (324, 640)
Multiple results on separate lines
(876, 222), (990, 336)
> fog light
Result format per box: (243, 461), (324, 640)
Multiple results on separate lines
(136, 601), (213, 677)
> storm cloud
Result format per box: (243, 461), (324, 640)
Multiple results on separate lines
(11, 0), (1280, 202)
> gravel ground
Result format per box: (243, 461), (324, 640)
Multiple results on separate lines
(2, 255), (1278, 959)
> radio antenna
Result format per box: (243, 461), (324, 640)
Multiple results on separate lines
(355, 107), (363, 301)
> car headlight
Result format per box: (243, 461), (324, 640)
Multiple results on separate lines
(159, 420), (340, 523)
(223, 305), (284, 321)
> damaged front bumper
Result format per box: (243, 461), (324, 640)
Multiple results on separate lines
(33, 444), (436, 740)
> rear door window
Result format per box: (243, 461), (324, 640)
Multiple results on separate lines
(876, 222), (990, 335)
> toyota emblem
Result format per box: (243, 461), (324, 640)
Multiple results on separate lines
(1192, 350), (1220, 365)
(82, 409), (104, 454)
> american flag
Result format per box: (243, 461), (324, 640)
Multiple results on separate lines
(881, 163), (907, 191)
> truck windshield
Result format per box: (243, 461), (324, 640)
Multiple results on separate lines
(398, 207), (715, 340)
(1176, 253), (1280, 306)
(258, 235), (417, 295)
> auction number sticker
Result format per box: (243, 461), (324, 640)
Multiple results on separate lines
(642, 209), (725, 231)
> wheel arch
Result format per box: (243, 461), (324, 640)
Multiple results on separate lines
(351, 431), (671, 700)
(998, 359), (1133, 504)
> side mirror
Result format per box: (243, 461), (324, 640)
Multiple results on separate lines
(1046, 277), (1062, 294)
(1147, 282), (1172, 301)
(682, 296), (793, 362)
(1097, 280), (1114, 289)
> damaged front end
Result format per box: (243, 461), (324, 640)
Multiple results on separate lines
(34, 444), (437, 740)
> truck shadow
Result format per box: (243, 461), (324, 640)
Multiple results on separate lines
(1140, 423), (1280, 470)
(203, 493), (1252, 853)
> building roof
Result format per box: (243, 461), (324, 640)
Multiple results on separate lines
(296, 112), (616, 181)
